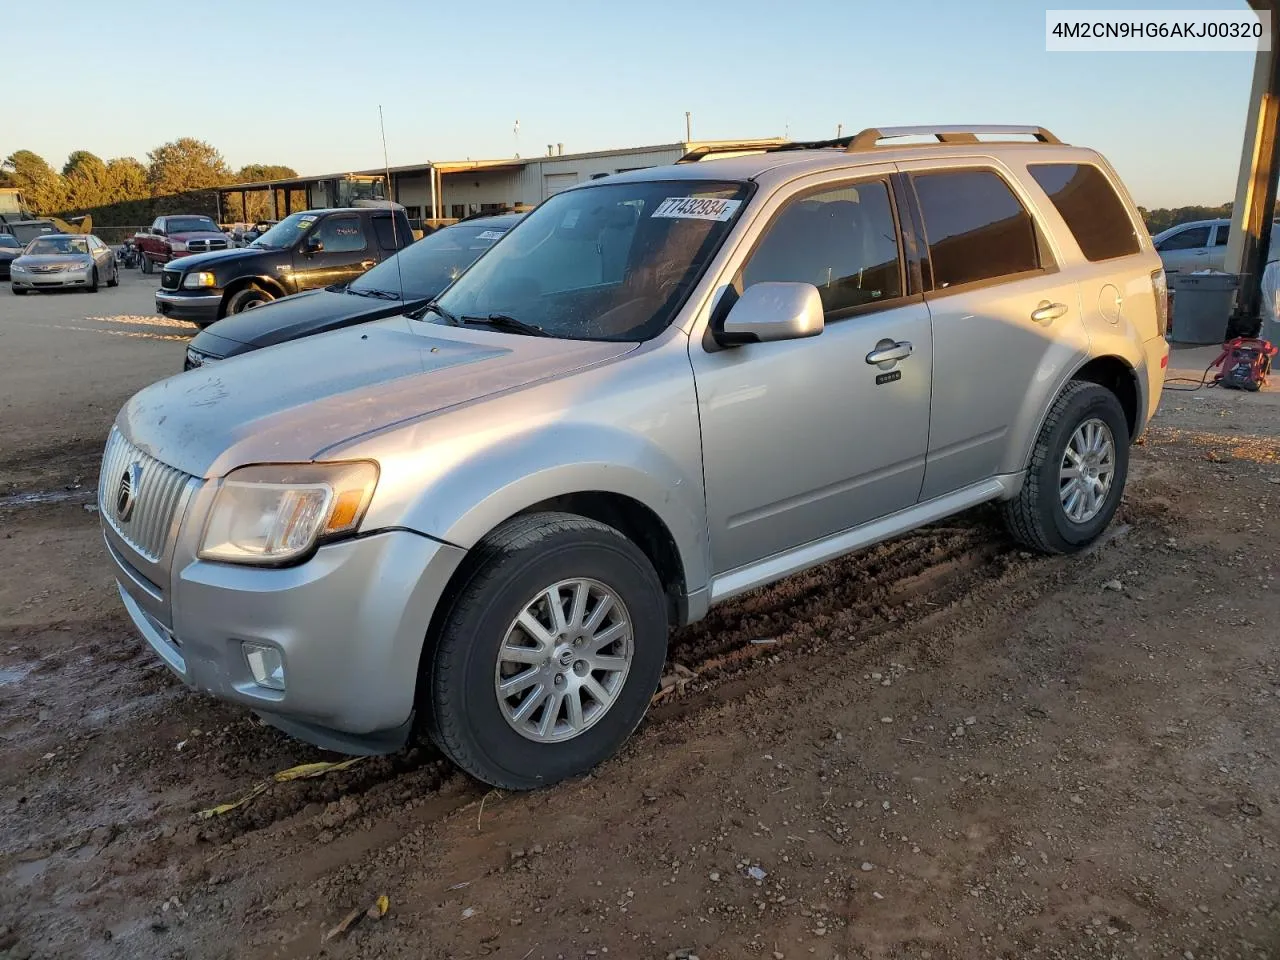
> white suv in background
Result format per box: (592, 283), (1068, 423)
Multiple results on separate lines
(1152, 217), (1280, 275)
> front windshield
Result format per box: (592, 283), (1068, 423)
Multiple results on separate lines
(434, 180), (751, 341)
(352, 222), (515, 300)
(166, 216), (219, 234)
(250, 212), (317, 249)
(26, 236), (88, 256)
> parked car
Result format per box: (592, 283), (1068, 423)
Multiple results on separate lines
(100, 125), (1168, 789)
(135, 215), (229, 274)
(184, 213), (523, 368)
(11, 233), (119, 293)
(1152, 217), (1280, 275)
(154, 207), (414, 327)
(0, 233), (22, 280)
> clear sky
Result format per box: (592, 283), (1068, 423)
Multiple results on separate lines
(2, 0), (1259, 208)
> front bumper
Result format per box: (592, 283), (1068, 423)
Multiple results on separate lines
(156, 288), (222, 324)
(108, 524), (467, 752)
(12, 267), (93, 289)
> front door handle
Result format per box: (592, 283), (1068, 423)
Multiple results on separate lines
(1031, 301), (1068, 324)
(865, 340), (913, 365)
(360, 259), (376, 269)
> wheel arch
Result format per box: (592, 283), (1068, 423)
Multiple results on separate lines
(1010, 353), (1142, 478)
(219, 275), (287, 317)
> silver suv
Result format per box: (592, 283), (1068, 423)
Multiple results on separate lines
(101, 125), (1169, 788)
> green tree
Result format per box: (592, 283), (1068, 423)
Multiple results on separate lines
(146, 137), (231, 196)
(3, 149), (66, 214)
(62, 150), (109, 209)
(235, 163), (297, 183)
(104, 157), (149, 201)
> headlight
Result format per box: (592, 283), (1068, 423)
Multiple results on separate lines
(169, 240), (188, 252)
(198, 461), (379, 565)
(183, 271), (217, 289)
(10, 264), (24, 273)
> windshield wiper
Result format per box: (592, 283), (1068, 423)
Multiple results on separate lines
(460, 313), (549, 337)
(347, 287), (401, 300)
(409, 300), (460, 324)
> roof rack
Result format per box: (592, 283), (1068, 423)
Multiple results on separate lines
(845, 125), (1062, 152)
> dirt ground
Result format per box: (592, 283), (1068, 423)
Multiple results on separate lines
(1, 281), (1278, 960)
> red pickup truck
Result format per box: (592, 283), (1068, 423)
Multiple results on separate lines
(135, 214), (230, 273)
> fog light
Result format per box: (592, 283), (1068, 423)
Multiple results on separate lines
(243, 642), (285, 690)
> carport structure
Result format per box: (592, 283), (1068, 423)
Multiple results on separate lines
(1225, 0), (1280, 334)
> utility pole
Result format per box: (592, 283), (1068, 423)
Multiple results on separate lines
(837, 123), (843, 138)
(685, 111), (692, 143)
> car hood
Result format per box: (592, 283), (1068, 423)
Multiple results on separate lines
(167, 247), (268, 272)
(13, 254), (92, 268)
(192, 287), (409, 352)
(118, 319), (638, 479)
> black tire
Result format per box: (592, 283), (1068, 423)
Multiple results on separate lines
(107, 262), (119, 287)
(224, 285), (272, 315)
(11, 286), (26, 295)
(423, 512), (668, 790)
(1002, 380), (1130, 554)
(88, 267), (99, 292)
(140, 255), (153, 274)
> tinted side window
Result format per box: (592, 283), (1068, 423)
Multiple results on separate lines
(912, 170), (1040, 289)
(741, 179), (903, 314)
(318, 216), (365, 253)
(1028, 163), (1140, 262)
(1158, 226), (1210, 251)
(1214, 223), (1230, 246)
(372, 216), (403, 251)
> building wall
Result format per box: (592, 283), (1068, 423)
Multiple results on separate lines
(515, 147), (686, 202)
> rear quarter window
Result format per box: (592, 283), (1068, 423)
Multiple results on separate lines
(1028, 163), (1141, 262)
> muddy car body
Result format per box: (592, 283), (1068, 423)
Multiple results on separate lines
(101, 125), (1169, 788)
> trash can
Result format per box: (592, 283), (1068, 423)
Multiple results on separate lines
(1169, 272), (1239, 345)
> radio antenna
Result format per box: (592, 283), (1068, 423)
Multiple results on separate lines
(378, 104), (406, 307)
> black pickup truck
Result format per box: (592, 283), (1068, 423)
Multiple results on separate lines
(154, 206), (413, 327)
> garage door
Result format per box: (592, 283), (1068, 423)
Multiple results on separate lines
(543, 172), (579, 199)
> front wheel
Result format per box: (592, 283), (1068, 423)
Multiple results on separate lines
(423, 513), (668, 789)
(11, 286), (26, 295)
(140, 255), (153, 275)
(224, 285), (273, 315)
(1002, 380), (1130, 554)
(88, 267), (99, 292)
(107, 262), (119, 287)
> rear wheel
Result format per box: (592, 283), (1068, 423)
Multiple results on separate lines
(224, 285), (273, 315)
(1002, 380), (1129, 554)
(424, 513), (668, 789)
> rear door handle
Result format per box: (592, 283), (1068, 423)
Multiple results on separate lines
(865, 340), (913, 365)
(1030, 301), (1068, 324)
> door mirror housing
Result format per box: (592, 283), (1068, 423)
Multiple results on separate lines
(716, 281), (825, 346)
(304, 236), (325, 254)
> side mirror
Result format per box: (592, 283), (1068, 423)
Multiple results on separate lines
(304, 236), (325, 254)
(716, 281), (824, 346)
(153, 228), (166, 237)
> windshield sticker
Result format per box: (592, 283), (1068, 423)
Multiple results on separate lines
(475, 230), (507, 241)
(651, 197), (742, 222)
(561, 209), (581, 229)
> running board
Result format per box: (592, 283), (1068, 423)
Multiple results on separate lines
(708, 475), (1018, 604)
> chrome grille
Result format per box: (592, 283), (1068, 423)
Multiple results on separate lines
(98, 428), (195, 563)
(186, 238), (228, 253)
(160, 270), (180, 290)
